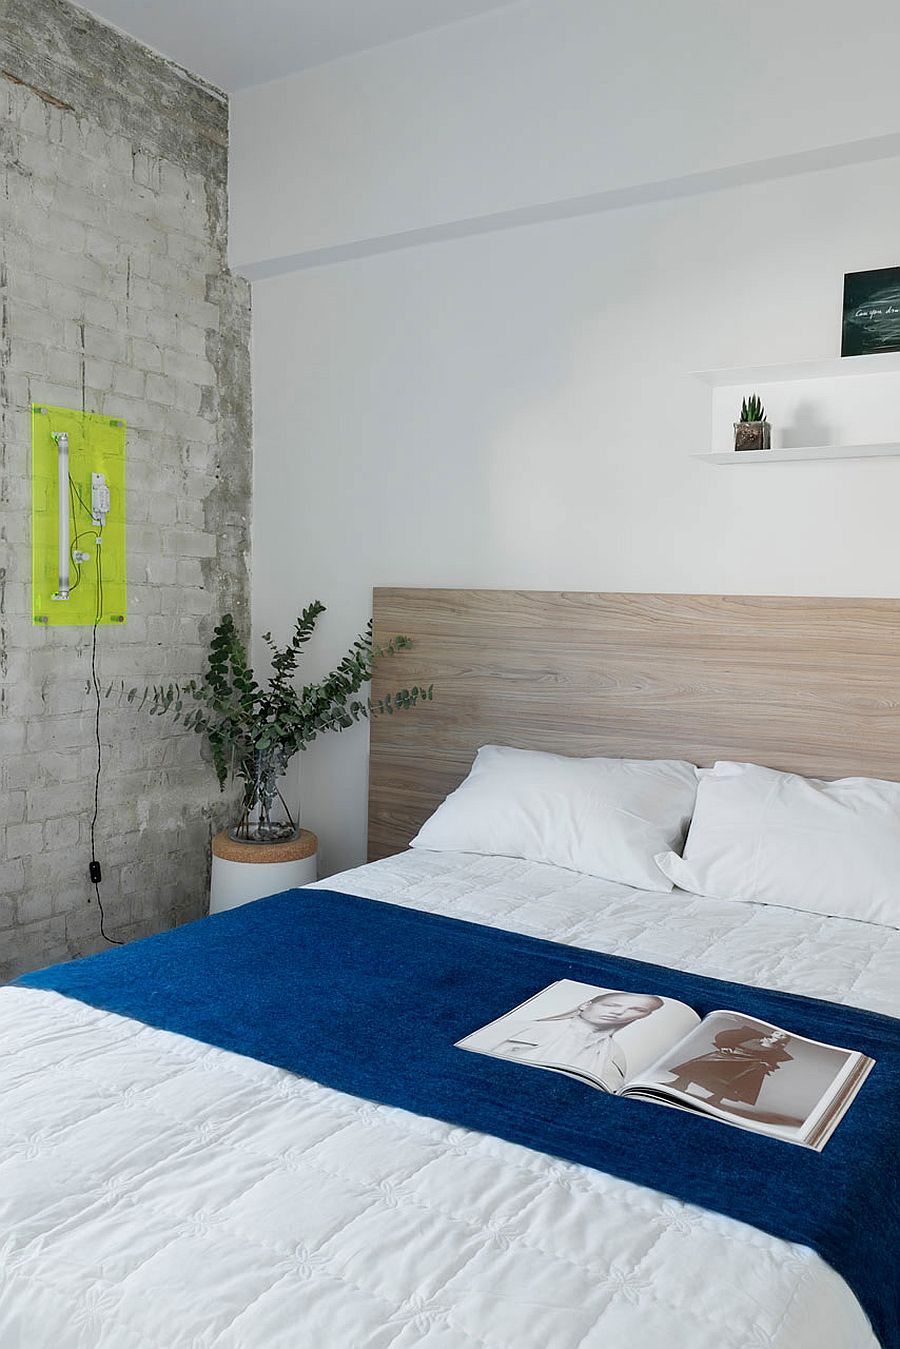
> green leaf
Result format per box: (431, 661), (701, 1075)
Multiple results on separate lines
(118, 606), (432, 795)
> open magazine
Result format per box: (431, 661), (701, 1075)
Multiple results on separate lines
(456, 979), (874, 1150)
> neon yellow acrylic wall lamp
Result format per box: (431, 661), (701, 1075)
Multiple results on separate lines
(32, 405), (126, 626)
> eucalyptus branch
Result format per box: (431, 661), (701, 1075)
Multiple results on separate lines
(113, 605), (433, 798)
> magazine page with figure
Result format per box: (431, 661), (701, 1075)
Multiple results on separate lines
(624, 1010), (874, 1150)
(455, 979), (701, 1093)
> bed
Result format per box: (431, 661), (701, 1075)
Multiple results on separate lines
(3, 589), (900, 1348)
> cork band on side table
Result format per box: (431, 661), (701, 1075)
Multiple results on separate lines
(209, 829), (318, 914)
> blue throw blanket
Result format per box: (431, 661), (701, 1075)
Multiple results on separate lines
(16, 889), (900, 1348)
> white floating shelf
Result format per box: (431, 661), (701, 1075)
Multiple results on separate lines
(696, 443), (900, 465)
(693, 353), (900, 387)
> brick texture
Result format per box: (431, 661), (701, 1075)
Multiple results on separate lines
(0, 0), (252, 979)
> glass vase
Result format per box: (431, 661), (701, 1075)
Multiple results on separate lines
(229, 746), (298, 844)
(733, 420), (771, 452)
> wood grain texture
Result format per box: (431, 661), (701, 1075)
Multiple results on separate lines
(368, 589), (900, 861)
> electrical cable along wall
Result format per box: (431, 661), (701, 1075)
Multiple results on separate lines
(32, 405), (126, 943)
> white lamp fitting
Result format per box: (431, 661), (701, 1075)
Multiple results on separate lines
(50, 431), (69, 601)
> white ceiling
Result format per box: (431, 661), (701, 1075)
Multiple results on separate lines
(79, 0), (518, 91)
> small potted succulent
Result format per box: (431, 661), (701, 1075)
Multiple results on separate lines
(734, 394), (771, 452)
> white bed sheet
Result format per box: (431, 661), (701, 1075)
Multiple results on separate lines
(3, 848), (897, 1349)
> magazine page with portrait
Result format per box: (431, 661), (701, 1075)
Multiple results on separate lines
(455, 979), (701, 1095)
(457, 983), (874, 1150)
(624, 1010), (874, 1151)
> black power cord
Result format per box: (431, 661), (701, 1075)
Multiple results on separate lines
(85, 498), (122, 946)
(66, 467), (121, 946)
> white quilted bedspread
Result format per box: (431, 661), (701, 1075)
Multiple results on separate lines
(3, 849), (899, 1349)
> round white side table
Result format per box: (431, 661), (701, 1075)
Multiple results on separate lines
(209, 828), (318, 915)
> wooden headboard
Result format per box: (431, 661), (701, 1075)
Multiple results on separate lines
(368, 589), (900, 861)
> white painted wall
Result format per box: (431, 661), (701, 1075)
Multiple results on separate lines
(231, 0), (900, 274)
(235, 0), (900, 876)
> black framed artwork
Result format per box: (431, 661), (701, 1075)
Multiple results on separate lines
(842, 267), (900, 357)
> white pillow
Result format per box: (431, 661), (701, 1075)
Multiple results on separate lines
(410, 745), (698, 890)
(656, 760), (900, 928)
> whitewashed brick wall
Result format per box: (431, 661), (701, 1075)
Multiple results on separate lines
(0, 0), (252, 978)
